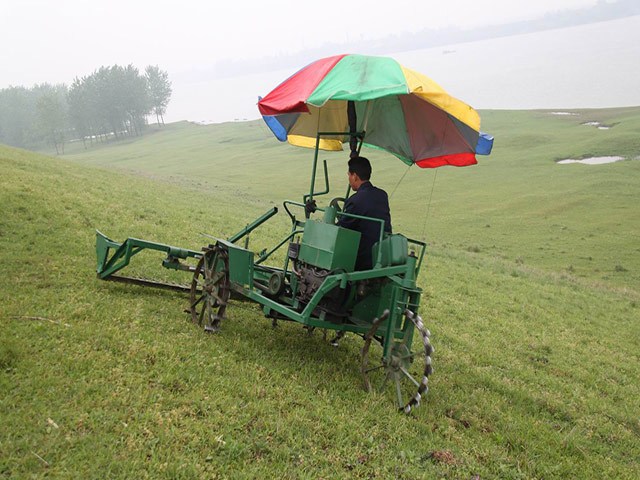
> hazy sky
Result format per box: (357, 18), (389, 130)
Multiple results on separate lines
(2, 0), (599, 88)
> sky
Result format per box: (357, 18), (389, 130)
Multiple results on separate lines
(2, 0), (599, 88)
(4, 0), (637, 123)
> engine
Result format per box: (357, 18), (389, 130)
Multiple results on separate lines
(295, 262), (330, 304)
(288, 242), (349, 320)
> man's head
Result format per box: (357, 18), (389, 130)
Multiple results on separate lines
(347, 156), (372, 191)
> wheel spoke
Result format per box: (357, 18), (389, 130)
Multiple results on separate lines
(190, 294), (205, 309)
(399, 366), (421, 388)
(364, 364), (386, 374)
(395, 375), (404, 409)
(205, 296), (214, 324)
(380, 370), (391, 392)
(397, 353), (414, 361)
(189, 247), (230, 330)
(360, 308), (433, 413)
(210, 291), (223, 305)
(198, 302), (206, 325)
(211, 271), (225, 283)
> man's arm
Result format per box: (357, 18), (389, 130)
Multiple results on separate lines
(336, 197), (358, 230)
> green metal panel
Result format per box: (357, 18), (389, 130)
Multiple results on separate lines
(215, 238), (255, 287)
(227, 246), (254, 286)
(299, 220), (360, 271)
(373, 234), (408, 267)
(350, 280), (395, 324)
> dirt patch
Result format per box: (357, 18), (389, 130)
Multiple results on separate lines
(429, 450), (457, 465)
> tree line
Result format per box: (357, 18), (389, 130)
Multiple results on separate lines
(0, 65), (171, 154)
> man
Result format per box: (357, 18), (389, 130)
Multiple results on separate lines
(337, 156), (392, 271)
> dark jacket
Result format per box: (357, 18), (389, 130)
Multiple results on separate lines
(337, 181), (392, 270)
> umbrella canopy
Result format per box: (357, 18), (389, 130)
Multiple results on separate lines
(258, 54), (491, 168)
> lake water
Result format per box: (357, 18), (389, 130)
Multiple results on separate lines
(557, 156), (625, 165)
(165, 16), (640, 124)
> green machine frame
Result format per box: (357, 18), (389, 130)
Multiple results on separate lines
(95, 131), (434, 413)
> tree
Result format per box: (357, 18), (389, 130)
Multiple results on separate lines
(1, 63), (170, 150)
(145, 65), (172, 125)
(0, 86), (38, 148)
(35, 85), (68, 154)
(67, 77), (93, 147)
(122, 64), (151, 135)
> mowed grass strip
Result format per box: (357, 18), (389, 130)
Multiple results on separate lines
(1, 107), (639, 478)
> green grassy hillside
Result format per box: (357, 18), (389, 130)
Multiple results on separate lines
(64, 108), (640, 290)
(1, 107), (639, 478)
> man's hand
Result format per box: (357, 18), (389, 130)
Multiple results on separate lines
(304, 199), (317, 218)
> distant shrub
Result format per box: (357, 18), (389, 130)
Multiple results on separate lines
(614, 264), (628, 272)
(467, 245), (481, 253)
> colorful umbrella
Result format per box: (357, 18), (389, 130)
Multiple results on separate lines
(258, 54), (492, 168)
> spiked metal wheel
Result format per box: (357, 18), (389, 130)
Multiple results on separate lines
(189, 247), (230, 332)
(361, 309), (433, 413)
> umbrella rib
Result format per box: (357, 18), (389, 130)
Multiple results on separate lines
(389, 164), (412, 200)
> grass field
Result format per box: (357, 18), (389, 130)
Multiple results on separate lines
(1, 107), (639, 478)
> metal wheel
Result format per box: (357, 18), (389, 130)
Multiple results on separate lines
(361, 309), (433, 413)
(189, 246), (230, 332)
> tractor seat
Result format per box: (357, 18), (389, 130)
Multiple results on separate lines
(372, 234), (408, 268)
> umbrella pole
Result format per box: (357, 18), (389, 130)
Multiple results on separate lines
(349, 100), (371, 158)
(348, 101), (358, 158)
(303, 134), (322, 218)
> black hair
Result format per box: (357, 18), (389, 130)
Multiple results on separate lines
(348, 156), (371, 181)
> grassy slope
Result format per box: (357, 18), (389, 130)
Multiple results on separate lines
(1, 108), (639, 478)
(63, 110), (640, 290)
